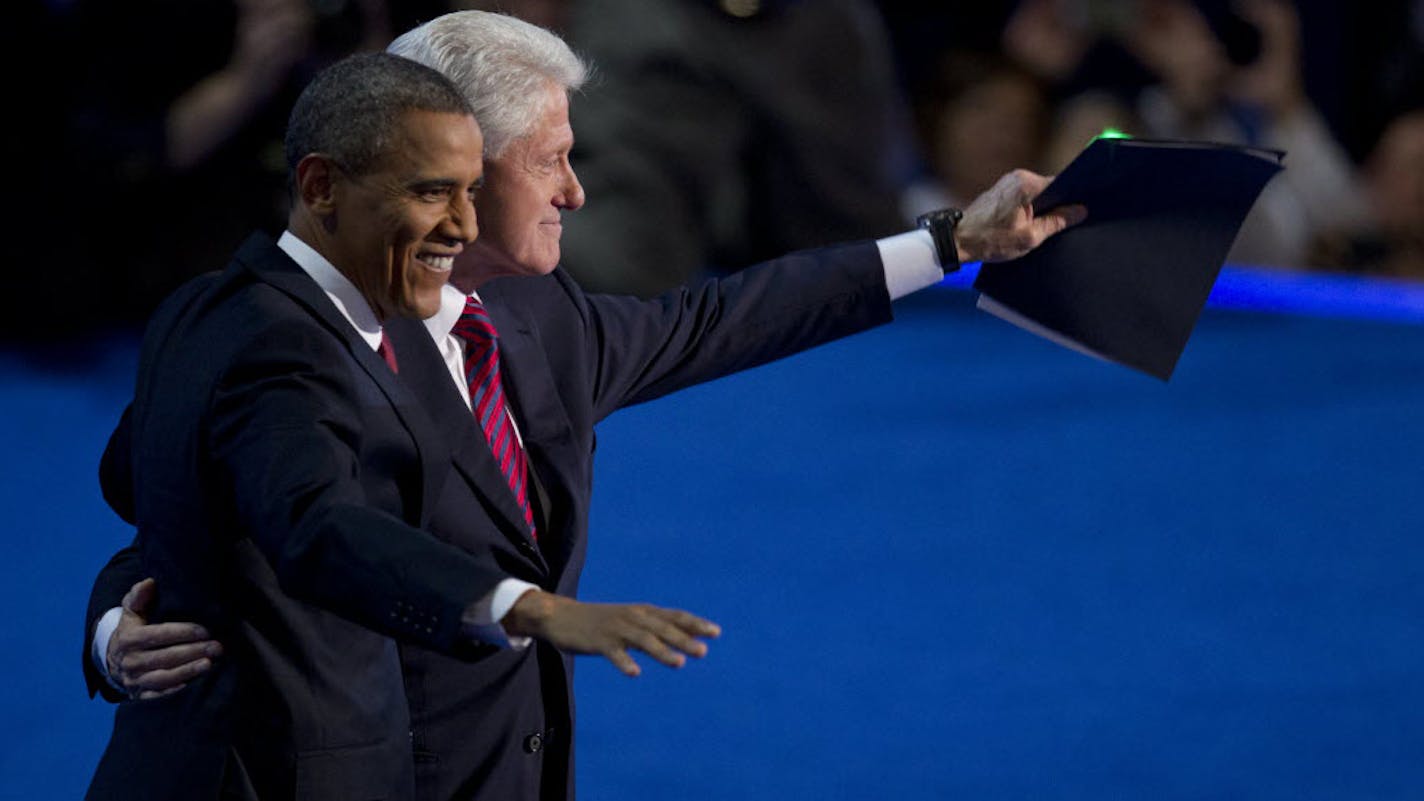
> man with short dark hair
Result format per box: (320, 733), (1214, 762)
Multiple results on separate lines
(84, 51), (717, 801)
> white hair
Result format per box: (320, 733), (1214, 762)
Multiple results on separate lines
(389, 11), (588, 159)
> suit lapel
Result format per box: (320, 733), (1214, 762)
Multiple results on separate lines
(385, 315), (548, 575)
(235, 234), (447, 525)
(480, 285), (579, 580)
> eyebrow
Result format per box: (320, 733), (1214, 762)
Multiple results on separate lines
(406, 178), (459, 192)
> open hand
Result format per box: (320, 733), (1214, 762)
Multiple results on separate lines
(504, 590), (720, 677)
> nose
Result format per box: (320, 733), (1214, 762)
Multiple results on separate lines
(446, 189), (479, 244)
(557, 162), (585, 211)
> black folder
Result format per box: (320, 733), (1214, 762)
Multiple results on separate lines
(972, 137), (1284, 380)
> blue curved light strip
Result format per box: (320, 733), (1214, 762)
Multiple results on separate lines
(939, 261), (1424, 324)
(1206, 264), (1424, 323)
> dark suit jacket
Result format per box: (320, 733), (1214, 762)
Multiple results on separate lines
(89, 239), (894, 800)
(85, 233), (508, 801)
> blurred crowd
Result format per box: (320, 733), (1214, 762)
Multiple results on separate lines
(12, 0), (1424, 343)
(895, 0), (1424, 281)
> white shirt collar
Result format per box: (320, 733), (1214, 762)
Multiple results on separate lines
(277, 230), (383, 352)
(425, 283), (469, 342)
(424, 282), (490, 342)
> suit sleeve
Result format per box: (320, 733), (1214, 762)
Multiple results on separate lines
(579, 241), (895, 420)
(86, 406), (142, 701)
(82, 544), (142, 702)
(203, 318), (507, 653)
(98, 405), (136, 525)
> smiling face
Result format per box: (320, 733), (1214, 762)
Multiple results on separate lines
(326, 109), (485, 319)
(459, 82), (584, 287)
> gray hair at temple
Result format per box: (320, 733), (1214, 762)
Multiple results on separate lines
(284, 52), (473, 177)
(388, 11), (588, 159)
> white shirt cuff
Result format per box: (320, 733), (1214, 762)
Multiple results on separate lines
(92, 606), (124, 689)
(877, 229), (945, 300)
(465, 578), (540, 650)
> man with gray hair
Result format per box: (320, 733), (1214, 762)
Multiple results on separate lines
(86, 11), (1083, 801)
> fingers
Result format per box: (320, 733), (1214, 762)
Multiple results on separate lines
(626, 626), (686, 669)
(605, 649), (641, 678)
(1035, 203), (1088, 241)
(619, 606), (720, 669)
(122, 577), (157, 615)
(642, 610), (719, 660)
(119, 620), (217, 652)
(584, 604), (722, 676)
(665, 608), (722, 640)
(1006, 168), (1052, 200)
(118, 640), (222, 676)
(137, 684), (188, 701)
(124, 657), (214, 698)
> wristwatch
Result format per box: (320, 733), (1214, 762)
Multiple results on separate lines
(916, 207), (963, 274)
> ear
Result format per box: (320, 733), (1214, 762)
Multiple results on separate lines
(294, 154), (341, 215)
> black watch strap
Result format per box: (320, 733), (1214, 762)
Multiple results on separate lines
(916, 207), (963, 274)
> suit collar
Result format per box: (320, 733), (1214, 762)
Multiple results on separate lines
(275, 230), (384, 351)
(477, 283), (571, 445)
(422, 283), (468, 347)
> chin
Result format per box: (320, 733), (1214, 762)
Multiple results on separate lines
(395, 296), (443, 321)
(529, 249), (561, 274)
(507, 257), (559, 278)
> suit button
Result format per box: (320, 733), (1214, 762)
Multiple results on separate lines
(523, 733), (543, 754)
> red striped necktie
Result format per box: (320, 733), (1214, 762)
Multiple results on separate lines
(451, 296), (536, 539)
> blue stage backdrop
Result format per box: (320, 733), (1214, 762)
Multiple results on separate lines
(3, 269), (1421, 800)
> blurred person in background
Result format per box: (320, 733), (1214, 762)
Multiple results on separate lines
(902, 51), (1053, 222)
(44, 0), (390, 340)
(554, 0), (913, 296)
(1002, 0), (1371, 268)
(1309, 109), (1424, 278)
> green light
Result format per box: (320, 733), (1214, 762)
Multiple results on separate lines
(1094, 127), (1132, 141)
